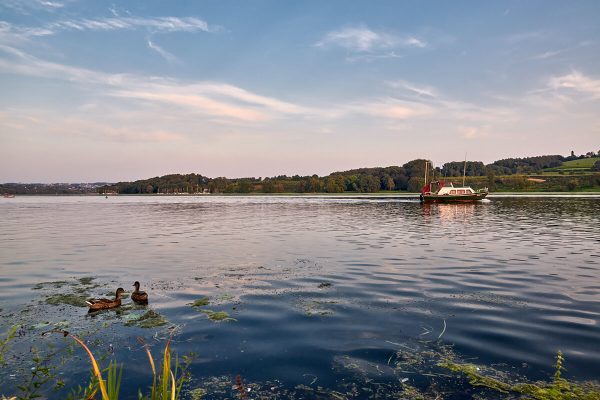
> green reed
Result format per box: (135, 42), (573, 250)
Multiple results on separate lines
(439, 350), (600, 400)
(38, 330), (191, 400)
(0, 326), (18, 366)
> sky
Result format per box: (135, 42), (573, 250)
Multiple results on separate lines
(1, 0), (599, 182)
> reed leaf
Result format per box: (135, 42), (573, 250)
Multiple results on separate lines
(105, 360), (123, 400)
(43, 330), (110, 400)
(170, 370), (176, 400)
(137, 337), (156, 377)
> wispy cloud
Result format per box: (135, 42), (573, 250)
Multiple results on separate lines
(39, 1), (64, 8)
(0, 16), (217, 44)
(531, 49), (563, 60)
(345, 51), (402, 63)
(1, 0), (67, 13)
(0, 45), (313, 123)
(388, 80), (438, 98)
(549, 71), (600, 99)
(316, 26), (426, 52)
(147, 39), (180, 64)
(530, 42), (592, 61)
(47, 16), (215, 33)
(111, 89), (269, 122)
(0, 44), (439, 125)
(506, 31), (546, 43)
(0, 21), (54, 43)
(348, 98), (432, 120)
(459, 126), (489, 139)
(110, 81), (318, 123)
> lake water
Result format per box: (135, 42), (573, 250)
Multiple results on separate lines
(1, 195), (599, 399)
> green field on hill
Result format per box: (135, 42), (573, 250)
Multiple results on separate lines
(542, 157), (599, 173)
(557, 157), (599, 169)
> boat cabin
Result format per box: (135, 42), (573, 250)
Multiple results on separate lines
(436, 183), (476, 196)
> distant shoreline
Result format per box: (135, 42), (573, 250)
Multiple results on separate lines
(4, 191), (600, 197)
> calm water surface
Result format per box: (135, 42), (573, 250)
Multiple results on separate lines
(1, 195), (599, 398)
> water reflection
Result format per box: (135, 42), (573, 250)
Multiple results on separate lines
(420, 202), (479, 224)
(0, 196), (599, 399)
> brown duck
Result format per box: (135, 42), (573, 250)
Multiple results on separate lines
(131, 281), (148, 304)
(86, 288), (125, 312)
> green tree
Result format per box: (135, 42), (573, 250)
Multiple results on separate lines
(324, 176), (344, 193)
(408, 177), (424, 192)
(567, 179), (579, 191)
(486, 171), (496, 191)
(403, 159), (432, 180)
(359, 175), (381, 193)
(381, 174), (395, 190)
(262, 179), (275, 193)
(307, 175), (323, 192)
(238, 181), (251, 193)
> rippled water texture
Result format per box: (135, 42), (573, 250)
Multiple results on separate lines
(1, 195), (599, 398)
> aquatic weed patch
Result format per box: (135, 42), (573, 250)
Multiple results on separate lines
(189, 296), (237, 322)
(297, 299), (338, 316)
(35, 277), (102, 308)
(32, 280), (69, 290)
(199, 310), (235, 322)
(124, 310), (168, 328)
(439, 351), (600, 400)
(44, 293), (89, 307)
(189, 297), (210, 307)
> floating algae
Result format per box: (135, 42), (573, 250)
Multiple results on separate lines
(35, 277), (103, 307)
(33, 277), (98, 291)
(44, 293), (88, 307)
(298, 300), (337, 316)
(439, 351), (600, 400)
(189, 388), (206, 400)
(30, 320), (70, 331)
(77, 277), (95, 286)
(124, 310), (167, 328)
(215, 293), (235, 302)
(199, 310), (236, 322)
(32, 281), (69, 290)
(190, 297), (210, 307)
(440, 361), (511, 393)
(189, 296), (236, 322)
(188, 374), (419, 400)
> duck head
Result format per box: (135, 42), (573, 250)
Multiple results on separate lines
(115, 288), (126, 298)
(133, 281), (141, 291)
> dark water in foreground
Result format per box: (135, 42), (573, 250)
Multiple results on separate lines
(0, 195), (599, 398)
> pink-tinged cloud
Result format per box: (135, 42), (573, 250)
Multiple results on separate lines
(350, 98), (432, 120)
(549, 71), (600, 99)
(459, 126), (489, 139)
(111, 90), (269, 122)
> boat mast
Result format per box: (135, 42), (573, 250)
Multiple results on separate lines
(424, 161), (428, 186)
(462, 153), (467, 187)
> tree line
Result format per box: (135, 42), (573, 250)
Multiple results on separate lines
(3, 152), (599, 195)
(95, 154), (600, 195)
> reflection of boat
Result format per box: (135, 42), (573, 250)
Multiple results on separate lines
(419, 160), (488, 203)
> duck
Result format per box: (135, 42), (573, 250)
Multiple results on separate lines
(86, 288), (125, 312)
(131, 281), (149, 304)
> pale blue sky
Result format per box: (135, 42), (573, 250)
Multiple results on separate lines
(1, 0), (599, 182)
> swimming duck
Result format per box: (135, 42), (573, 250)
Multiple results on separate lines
(86, 288), (125, 312)
(131, 281), (148, 304)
